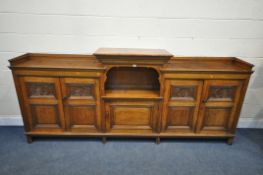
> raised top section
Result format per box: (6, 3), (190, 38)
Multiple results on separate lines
(94, 48), (173, 65)
(94, 48), (173, 57)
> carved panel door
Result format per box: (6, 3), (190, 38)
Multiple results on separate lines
(196, 80), (243, 134)
(60, 78), (102, 132)
(19, 77), (65, 132)
(162, 80), (203, 133)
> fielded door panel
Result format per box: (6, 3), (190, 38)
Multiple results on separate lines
(19, 77), (65, 132)
(105, 101), (159, 134)
(162, 80), (203, 133)
(60, 78), (102, 132)
(196, 80), (243, 134)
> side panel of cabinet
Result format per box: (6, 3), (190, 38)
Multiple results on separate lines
(196, 80), (243, 134)
(105, 101), (159, 134)
(19, 76), (65, 132)
(162, 80), (203, 133)
(60, 78), (102, 132)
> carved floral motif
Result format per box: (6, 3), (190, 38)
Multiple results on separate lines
(68, 84), (93, 97)
(27, 83), (55, 97)
(171, 86), (195, 99)
(209, 86), (236, 99)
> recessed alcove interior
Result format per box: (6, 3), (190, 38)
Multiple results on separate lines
(104, 67), (160, 98)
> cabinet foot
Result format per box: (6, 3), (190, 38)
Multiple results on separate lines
(156, 137), (160, 144)
(102, 137), (107, 144)
(227, 138), (234, 145)
(26, 135), (33, 144)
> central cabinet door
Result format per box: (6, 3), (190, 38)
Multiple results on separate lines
(60, 78), (102, 132)
(162, 80), (203, 133)
(105, 101), (159, 134)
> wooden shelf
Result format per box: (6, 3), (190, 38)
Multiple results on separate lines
(102, 90), (162, 100)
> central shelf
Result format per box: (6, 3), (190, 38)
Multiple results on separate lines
(103, 66), (161, 100)
(102, 90), (162, 100)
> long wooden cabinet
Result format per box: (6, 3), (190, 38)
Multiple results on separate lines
(9, 48), (254, 144)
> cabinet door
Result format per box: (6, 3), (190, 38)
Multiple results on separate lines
(162, 80), (203, 133)
(60, 78), (102, 132)
(19, 77), (65, 132)
(196, 80), (243, 134)
(105, 101), (159, 134)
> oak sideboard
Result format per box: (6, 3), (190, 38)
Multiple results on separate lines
(9, 48), (254, 144)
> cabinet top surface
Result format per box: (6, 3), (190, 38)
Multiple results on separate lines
(9, 53), (106, 70)
(94, 48), (173, 57)
(9, 49), (253, 73)
(162, 57), (254, 73)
